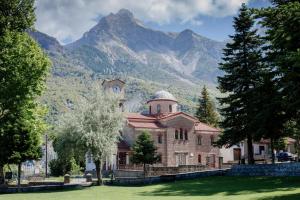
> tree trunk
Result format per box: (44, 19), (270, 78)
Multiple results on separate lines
(0, 164), (4, 185)
(143, 163), (146, 179)
(95, 160), (103, 185)
(247, 134), (255, 164)
(270, 138), (275, 164)
(17, 163), (21, 192)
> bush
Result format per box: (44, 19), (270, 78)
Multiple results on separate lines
(49, 159), (68, 176)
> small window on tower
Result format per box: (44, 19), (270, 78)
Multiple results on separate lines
(169, 105), (172, 112)
(175, 130), (179, 139)
(157, 104), (161, 113)
(210, 135), (214, 145)
(149, 106), (152, 114)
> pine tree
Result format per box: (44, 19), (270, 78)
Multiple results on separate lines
(217, 4), (264, 164)
(131, 131), (159, 177)
(196, 85), (219, 127)
(258, 1), (300, 122)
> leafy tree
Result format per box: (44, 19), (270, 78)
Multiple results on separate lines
(217, 4), (264, 164)
(0, 31), (50, 184)
(0, 0), (35, 34)
(131, 131), (159, 177)
(55, 87), (124, 185)
(196, 85), (219, 127)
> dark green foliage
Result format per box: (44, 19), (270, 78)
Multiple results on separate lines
(0, 0), (35, 34)
(49, 158), (71, 177)
(217, 4), (264, 164)
(131, 131), (159, 174)
(258, 1), (300, 119)
(196, 85), (219, 127)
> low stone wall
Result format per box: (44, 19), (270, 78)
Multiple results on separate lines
(0, 184), (83, 194)
(113, 169), (229, 186)
(146, 165), (208, 176)
(114, 170), (144, 178)
(227, 162), (300, 176)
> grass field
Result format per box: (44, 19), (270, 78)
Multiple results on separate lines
(1, 176), (300, 200)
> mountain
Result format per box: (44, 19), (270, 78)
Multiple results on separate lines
(66, 9), (225, 85)
(29, 9), (225, 123)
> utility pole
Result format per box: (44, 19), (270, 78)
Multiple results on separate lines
(45, 134), (48, 178)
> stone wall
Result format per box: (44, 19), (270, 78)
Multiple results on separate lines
(227, 163), (300, 176)
(113, 169), (229, 185)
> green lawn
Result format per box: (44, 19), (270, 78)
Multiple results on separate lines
(1, 176), (300, 200)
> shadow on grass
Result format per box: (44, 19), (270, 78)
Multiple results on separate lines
(140, 176), (300, 197)
(258, 193), (300, 200)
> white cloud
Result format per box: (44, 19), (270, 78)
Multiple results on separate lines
(35, 0), (249, 44)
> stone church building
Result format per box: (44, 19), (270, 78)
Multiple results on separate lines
(86, 79), (221, 172)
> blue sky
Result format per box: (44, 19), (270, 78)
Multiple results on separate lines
(35, 0), (271, 44)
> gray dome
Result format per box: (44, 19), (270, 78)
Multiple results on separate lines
(152, 90), (177, 101)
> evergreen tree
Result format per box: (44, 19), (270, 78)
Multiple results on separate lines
(131, 131), (159, 177)
(196, 85), (219, 127)
(258, 1), (300, 122)
(217, 4), (264, 164)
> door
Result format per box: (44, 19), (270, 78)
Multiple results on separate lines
(233, 148), (241, 161)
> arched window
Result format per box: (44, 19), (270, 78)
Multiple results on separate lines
(175, 130), (179, 139)
(210, 135), (214, 145)
(169, 105), (172, 112)
(198, 154), (202, 163)
(184, 130), (188, 140)
(149, 105), (152, 114)
(157, 104), (161, 113)
(197, 135), (202, 145)
(180, 128), (183, 140)
(158, 135), (162, 144)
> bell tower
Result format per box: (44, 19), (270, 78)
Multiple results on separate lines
(102, 79), (126, 111)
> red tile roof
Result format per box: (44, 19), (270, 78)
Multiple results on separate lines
(195, 122), (220, 132)
(128, 121), (165, 129)
(126, 112), (220, 132)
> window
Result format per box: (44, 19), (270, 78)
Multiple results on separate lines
(180, 128), (183, 140)
(169, 105), (172, 112)
(210, 135), (214, 145)
(197, 135), (202, 145)
(175, 130), (179, 139)
(149, 106), (152, 114)
(158, 135), (162, 144)
(157, 154), (162, 163)
(184, 130), (188, 140)
(198, 154), (202, 163)
(157, 104), (161, 113)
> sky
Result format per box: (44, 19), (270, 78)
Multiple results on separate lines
(35, 0), (270, 45)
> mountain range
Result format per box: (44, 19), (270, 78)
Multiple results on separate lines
(29, 9), (225, 122)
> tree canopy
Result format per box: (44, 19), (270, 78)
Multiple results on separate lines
(55, 87), (124, 185)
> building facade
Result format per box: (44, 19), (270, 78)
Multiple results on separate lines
(85, 79), (221, 171)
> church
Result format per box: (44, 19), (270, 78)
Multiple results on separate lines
(86, 79), (221, 172)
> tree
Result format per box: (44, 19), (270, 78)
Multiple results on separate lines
(217, 4), (264, 164)
(0, 0), (35, 34)
(0, 31), (50, 185)
(7, 104), (46, 190)
(55, 87), (124, 185)
(196, 85), (219, 127)
(257, 1), (300, 121)
(131, 131), (160, 177)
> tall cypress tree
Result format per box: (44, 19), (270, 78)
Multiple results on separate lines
(196, 85), (219, 127)
(217, 4), (264, 164)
